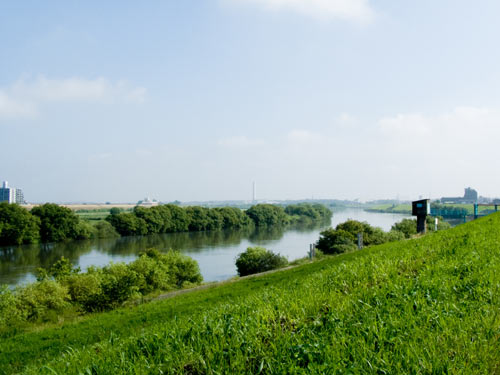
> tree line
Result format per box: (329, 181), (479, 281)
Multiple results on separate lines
(0, 203), (332, 246)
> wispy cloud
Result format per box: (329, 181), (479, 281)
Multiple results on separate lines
(0, 76), (146, 120)
(218, 135), (265, 148)
(224, 0), (376, 24)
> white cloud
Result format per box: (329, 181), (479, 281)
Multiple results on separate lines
(0, 91), (37, 118)
(224, 0), (376, 24)
(378, 107), (500, 146)
(0, 76), (146, 120)
(287, 129), (325, 145)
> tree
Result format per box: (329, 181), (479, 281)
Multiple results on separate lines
(245, 204), (289, 226)
(106, 212), (148, 236)
(0, 203), (40, 245)
(31, 204), (81, 243)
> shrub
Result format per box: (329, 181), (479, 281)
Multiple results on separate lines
(0, 285), (26, 329)
(16, 280), (70, 321)
(391, 218), (418, 238)
(235, 247), (288, 276)
(64, 273), (103, 312)
(92, 220), (119, 238)
(316, 228), (357, 255)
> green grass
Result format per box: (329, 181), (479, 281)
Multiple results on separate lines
(365, 203), (412, 214)
(75, 210), (111, 221)
(2, 214), (500, 374)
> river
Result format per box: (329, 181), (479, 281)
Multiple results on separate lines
(0, 208), (411, 287)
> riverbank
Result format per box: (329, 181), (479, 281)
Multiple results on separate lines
(2, 212), (500, 374)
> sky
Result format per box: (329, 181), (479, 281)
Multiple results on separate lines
(1, 0), (500, 203)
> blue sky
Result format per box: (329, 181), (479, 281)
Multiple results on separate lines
(1, 0), (500, 203)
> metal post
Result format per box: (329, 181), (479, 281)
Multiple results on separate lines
(434, 217), (438, 231)
(417, 215), (427, 234)
(357, 233), (363, 249)
(474, 203), (478, 219)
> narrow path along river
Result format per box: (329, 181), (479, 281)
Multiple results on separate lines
(0, 208), (411, 287)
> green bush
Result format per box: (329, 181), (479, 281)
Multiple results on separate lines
(316, 228), (357, 254)
(235, 247), (288, 276)
(0, 285), (26, 330)
(391, 218), (418, 238)
(16, 280), (70, 322)
(92, 220), (119, 238)
(64, 273), (103, 312)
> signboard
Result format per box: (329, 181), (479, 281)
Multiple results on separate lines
(412, 199), (430, 216)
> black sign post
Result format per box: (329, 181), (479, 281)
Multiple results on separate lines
(412, 199), (430, 234)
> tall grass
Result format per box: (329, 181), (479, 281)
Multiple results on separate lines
(3, 213), (500, 374)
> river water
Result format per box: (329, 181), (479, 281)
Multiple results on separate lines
(0, 208), (411, 287)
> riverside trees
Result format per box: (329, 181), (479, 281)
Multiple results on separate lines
(0, 202), (331, 245)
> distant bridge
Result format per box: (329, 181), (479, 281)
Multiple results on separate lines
(431, 203), (499, 221)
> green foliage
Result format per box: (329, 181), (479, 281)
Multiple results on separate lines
(4, 214), (500, 374)
(317, 219), (408, 254)
(391, 218), (417, 238)
(16, 280), (70, 322)
(31, 203), (81, 242)
(235, 246), (288, 276)
(36, 256), (80, 282)
(391, 216), (452, 238)
(109, 207), (122, 215)
(285, 203), (332, 224)
(106, 212), (148, 236)
(0, 203), (40, 245)
(92, 220), (120, 238)
(215, 207), (252, 229)
(316, 228), (357, 254)
(245, 204), (289, 226)
(0, 286), (25, 330)
(0, 249), (203, 320)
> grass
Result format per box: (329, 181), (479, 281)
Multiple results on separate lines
(2, 213), (500, 374)
(365, 203), (412, 214)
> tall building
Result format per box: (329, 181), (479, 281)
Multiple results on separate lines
(0, 181), (26, 204)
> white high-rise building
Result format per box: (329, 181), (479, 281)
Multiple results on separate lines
(0, 181), (25, 204)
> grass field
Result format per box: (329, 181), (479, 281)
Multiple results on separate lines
(365, 203), (412, 214)
(2, 213), (500, 374)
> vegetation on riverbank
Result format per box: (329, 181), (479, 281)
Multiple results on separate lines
(2, 212), (499, 373)
(0, 249), (202, 336)
(0, 203), (332, 246)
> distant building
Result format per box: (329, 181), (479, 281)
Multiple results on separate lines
(0, 181), (26, 204)
(441, 187), (478, 204)
(137, 197), (159, 206)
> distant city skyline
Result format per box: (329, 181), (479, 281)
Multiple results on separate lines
(2, 1), (500, 202)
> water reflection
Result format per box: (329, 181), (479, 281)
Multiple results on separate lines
(0, 209), (410, 287)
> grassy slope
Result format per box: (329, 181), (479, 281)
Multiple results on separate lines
(3, 214), (500, 374)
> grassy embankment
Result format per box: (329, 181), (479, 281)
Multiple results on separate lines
(2, 213), (500, 374)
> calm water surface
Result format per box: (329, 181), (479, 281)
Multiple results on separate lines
(0, 208), (410, 287)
